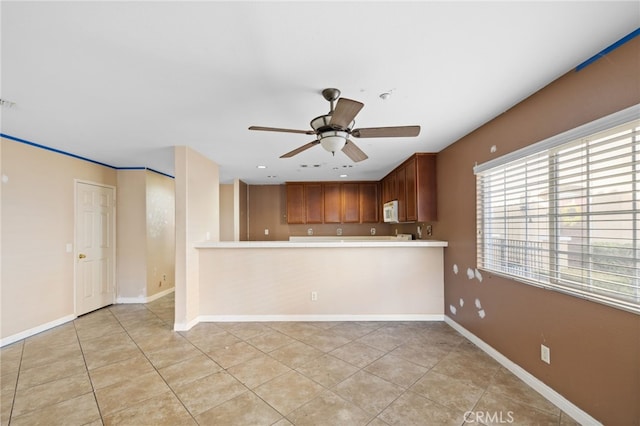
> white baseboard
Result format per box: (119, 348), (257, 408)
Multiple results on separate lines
(198, 314), (445, 323)
(443, 316), (602, 426)
(173, 316), (200, 332)
(116, 296), (146, 304)
(117, 287), (175, 304)
(146, 287), (175, 302)
(1, 314), (76, 347)
(174, 313), (443, 332)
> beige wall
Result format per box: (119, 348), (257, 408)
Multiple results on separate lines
(145, 170), (175, 297)
(238, 180), (248, 241)
(116, 170), (147, 299)
(220, 179), (249, 241)
(219, 184), (234, 241)
(1, 138), (116, 340)
(199, 247), (443, 317)
(174, 146), (219, 330)
(437, 37), (640, 424)
(116, 169), (175, 300)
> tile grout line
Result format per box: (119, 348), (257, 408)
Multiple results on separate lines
(72, 318), (105, 426)
(105, 303), (204, 424)
(6, 340), (26, 424)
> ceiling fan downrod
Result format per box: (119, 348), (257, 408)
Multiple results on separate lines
(322, 88), (341, 114)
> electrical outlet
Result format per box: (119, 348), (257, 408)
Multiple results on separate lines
(541, 344), (551, 364)
(307, 228), (313, 236)
(264, 228), (269, 236)
(311, 291), (318, 301)
(370, 227), (376, 235)
(426, 225), (433, 237)
(336, 228), (342, 236)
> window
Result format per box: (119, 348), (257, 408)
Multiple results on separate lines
(475, 105), (640, 313)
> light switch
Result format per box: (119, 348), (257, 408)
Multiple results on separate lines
(66, 243), (73, 253)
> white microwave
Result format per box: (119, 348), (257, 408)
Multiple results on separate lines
(383, 200), (399, 223)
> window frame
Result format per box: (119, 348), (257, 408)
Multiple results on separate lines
(475, 104), (640, 314)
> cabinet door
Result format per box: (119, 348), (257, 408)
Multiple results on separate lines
(396, 166), (407, 222)
(305, 183), (324, 224)
(360, 182), (379, 223)
(323, 183), (341, 223)
(286, 183), (305, 224)
(405, 157), (417, 222)
(416, 154), (437, 221)
(342, 183), (360, 223)
(382, 175), (389, 203)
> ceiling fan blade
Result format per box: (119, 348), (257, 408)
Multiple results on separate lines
(249, 126), (316, 135)
(280, 140), (320, 158)
(342, 140), (368, 162)
(330, 98), (364, 129)
(351, 125), (420, 138)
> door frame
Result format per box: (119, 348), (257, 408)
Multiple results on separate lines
(74, 179), (117, 315)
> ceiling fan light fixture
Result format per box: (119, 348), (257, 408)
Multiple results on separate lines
(319, 131), (347, 155)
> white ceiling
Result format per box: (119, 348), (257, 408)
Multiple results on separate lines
(2, 1), (638, 184)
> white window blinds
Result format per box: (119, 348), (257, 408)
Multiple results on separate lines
(476, 108), (640, 314)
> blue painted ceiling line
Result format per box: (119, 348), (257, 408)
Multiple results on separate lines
(1, 133), (116, 169)
(576, 27), (640, 72)
(146, 168), (175, 179)
(1, 133), (174, 178)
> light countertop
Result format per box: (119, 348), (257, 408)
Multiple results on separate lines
(194, 240), (448, 248)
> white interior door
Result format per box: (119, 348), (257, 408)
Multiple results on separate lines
(76, 182), (116, 315)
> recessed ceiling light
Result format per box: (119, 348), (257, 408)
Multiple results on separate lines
(340, 174), (348, 178)
(256, 165), (267, 169)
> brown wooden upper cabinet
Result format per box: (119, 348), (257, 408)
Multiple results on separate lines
(286, 182), (380, 224)
(359, 182), (380, 223)
(286, 183), (325, 224)
(286, 153), (434, 224)
(286, 183), (306, 224)
(304, 183), (324, 224)
(323, 183), (342, 223)
(381, 153), (437, 222)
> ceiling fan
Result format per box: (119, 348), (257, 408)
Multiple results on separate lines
(248, 88), (420, 162)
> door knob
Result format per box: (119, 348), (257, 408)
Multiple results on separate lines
(78, 253), (86, 259)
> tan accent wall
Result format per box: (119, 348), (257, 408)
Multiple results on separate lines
(174, 146), (219, 328)
(1, 138), (116, 339)
(248, 184), (392, 240)
(437, 37), (640, 424)
(199, 247), (443, 317)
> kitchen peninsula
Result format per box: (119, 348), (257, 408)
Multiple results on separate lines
(195, 239), (447, 322)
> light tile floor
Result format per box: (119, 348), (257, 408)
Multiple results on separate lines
(1, 293), (581, 425)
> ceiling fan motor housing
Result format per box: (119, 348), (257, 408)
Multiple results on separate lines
(310, 115), (354, 133)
